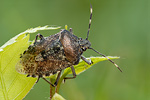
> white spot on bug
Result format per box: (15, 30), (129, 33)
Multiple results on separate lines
(90, 8), (92, 13)
(60, 46), (63, 50)
(35, 54), (44, 61)
(48, 51), (51, 54)
(89, 19), (92, 24)
(44, 54), (46, 57)
(57, 45), (60, 47)
(62, 56), (65, 59)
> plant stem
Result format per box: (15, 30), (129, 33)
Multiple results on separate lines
(50, 77), (56, 100)
(49, 71), (70, 99)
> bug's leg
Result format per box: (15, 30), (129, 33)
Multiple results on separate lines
(54, 71), (62, 86)
(81, 55), (93, 65)
(26, 74), (30, 77)
(42, 77), (55, 87)
(36, 76), (40, 83)
(64, 66), (76, 81)
(34, 33), (44, 44)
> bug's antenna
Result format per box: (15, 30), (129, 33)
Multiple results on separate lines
(89, 47), (122, 72)
(86, 4), (93, 40)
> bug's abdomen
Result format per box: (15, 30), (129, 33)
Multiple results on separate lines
(35, 60), (71, 76)
(16, 53), (72, 77)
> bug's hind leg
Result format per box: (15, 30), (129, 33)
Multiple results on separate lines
(36, 76), (40, 83)
(64, 66), (76, 82)
(42, 77), (55, 87)
(36, 71), (62, 87)
(35, 75), (55, 87)
(81, 55), (93, 65)
(54, 71), (62, 86)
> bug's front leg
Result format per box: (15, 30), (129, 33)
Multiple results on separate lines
(64, 66), (76, 81)
(81, 55), (93, 65)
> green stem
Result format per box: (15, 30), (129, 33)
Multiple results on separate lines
(50, 68), (72, 98)
(50, 76), (56, 100)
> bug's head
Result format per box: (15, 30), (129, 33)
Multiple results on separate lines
(78, 38), (91, 51)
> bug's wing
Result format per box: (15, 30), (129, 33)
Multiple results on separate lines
(16, 61), (26, 74)
(60, 30), (81, 64)
(35, 38), (66, 61)
(16, 54), (37, 74)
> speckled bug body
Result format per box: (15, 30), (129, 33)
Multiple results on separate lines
(16, 5), (122, 86)
(17, 29), (89, 75)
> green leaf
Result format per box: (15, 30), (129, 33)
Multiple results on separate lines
(0, 26), (60, 100)
(51, 93), (65, 100)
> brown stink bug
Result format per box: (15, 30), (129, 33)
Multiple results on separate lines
(16, 5), (122, 87)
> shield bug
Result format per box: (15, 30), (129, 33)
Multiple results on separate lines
(16, 5), (122, 87)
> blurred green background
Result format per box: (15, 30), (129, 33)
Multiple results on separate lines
(0, 0), (149, 100)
